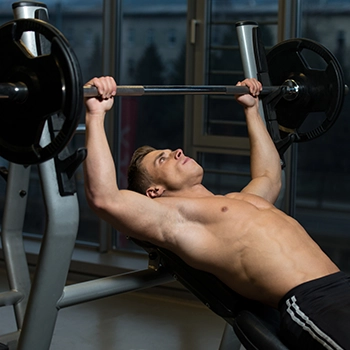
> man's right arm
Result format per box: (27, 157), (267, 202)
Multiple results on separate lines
(235, 79), (282, 204)
(83, 77), (117, 214)
(83, 77), (173, 244)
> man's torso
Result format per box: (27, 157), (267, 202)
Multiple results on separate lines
(156, 193), (339, 308)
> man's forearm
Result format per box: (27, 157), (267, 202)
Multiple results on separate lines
(245, 105), (281, 187)
(235, 78), (280, 184)
(84, 112), (118, 209)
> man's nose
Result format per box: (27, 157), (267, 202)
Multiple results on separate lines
(173, 149), (183, 159)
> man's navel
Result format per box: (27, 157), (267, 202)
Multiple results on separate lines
(221, 206), (228, 212)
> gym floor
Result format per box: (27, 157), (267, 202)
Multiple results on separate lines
(0, 265), (226, 350)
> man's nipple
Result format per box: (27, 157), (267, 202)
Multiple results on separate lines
(221, 206), (228, 212)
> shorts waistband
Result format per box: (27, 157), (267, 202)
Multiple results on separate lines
(278, 271), (349, 311)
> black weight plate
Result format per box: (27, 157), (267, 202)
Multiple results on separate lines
(267, 38), (345, 142)
(0, 18), (83, 164)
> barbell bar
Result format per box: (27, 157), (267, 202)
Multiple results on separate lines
(0, 81), (294, 103)
(83, 84), (286, 97)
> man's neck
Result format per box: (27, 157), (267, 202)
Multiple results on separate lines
(162, 184), (214, 198)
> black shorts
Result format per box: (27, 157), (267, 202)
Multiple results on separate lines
(278, 271), (350, 350)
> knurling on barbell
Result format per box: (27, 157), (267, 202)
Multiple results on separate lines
(0, 18), (347, 165)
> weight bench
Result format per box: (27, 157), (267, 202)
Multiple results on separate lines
(132, 239), (289, 350)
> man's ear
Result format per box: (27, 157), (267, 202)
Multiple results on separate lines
(146, 186), (165, 198)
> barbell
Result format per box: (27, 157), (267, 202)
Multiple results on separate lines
(1, 82), (286, 101)
(0, 18), (347, 165)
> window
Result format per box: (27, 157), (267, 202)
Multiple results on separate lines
(294, 0), (350, 272)
(147, 28), (155, 44)
(200, 152), (251, 194)
(84, 28), (94, 47)
(187, 0), (278, 194)
(127, 27), (135, 46)
(205, 0), (278, 140)
(64, 27), (75, 45)
(114, 0), (187, 251)
(128, 58), (136, 78)
(168, 29), (177, 46)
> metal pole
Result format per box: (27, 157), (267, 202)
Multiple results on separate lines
(57, 269), (173, 309)
(277, 0), (302, 216)
(0, 163), (32, 329)
(236, 21), (288, 212)
(17, 124), (80, 349)
(236, 21), (266, 119)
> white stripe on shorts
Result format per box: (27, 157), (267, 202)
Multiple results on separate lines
(286, 296), (343, 350)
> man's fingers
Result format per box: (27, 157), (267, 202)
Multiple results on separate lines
(86, 76), (117, 99)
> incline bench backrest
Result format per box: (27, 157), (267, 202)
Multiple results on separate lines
(133, 239), (289, 349)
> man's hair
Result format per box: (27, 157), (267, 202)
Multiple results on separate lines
(127, 145), (156, 194)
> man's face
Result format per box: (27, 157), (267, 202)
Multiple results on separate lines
(142, 148), (203, 193)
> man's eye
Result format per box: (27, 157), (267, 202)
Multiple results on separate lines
(159, 157), (165, 163)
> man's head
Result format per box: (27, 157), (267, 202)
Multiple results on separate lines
(127, 145), (156, 195)
(127, 146), (204, 198)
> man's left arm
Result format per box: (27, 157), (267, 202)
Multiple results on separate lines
(236, 79), (282, 203)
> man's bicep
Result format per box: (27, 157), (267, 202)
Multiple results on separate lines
(240, 176), (279, 203)
(98, 189), (169, 243)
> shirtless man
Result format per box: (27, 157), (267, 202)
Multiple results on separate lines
(83, 76), (349, 349)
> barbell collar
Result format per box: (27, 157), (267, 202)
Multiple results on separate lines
(281, 79), (300, 101)
(0, 82), (28, 103)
